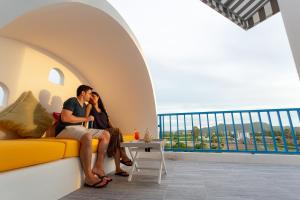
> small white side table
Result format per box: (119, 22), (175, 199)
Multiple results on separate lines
(121, 139), (167, 184)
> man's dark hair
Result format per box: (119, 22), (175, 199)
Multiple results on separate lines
(77, 85), (93, 97)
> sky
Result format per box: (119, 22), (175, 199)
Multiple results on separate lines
(0, 1), (299, 113)
(108, 0), (300, 114)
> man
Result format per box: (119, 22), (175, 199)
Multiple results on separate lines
(55, 85), (110, 188)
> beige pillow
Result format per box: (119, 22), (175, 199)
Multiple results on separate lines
(0, 129), (21, 139)
(0, 91), (54, 138)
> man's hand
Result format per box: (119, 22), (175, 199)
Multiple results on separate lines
(61, 109), (94, 123)
(86, 115), (94, 122)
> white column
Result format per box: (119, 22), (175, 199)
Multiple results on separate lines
(278, 0), (300, 78)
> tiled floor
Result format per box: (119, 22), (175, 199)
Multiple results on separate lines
(61, 153), (300, 200)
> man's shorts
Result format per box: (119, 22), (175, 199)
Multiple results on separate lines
(56, 125), (105, 141)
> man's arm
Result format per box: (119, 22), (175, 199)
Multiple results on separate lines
(61, 109), (93, 123)
(84, 104), (92, 128)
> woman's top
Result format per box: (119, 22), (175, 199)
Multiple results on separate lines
(90, 105), (109, 129)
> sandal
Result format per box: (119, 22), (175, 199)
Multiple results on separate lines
(96, 174), (113, 182)
(115, 171), (129, 177)
(120, 159), (133, 166)
(84, 178), (108, 188)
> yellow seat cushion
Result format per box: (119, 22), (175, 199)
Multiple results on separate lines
(24, 138), (99, 158)
(0, 140), (65, 172)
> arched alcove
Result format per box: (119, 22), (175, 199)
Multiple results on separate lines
(0, 1), (157, 136)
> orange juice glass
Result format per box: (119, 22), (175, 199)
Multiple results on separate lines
(134, 130), (140, 140)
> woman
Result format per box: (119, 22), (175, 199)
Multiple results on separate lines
(86, 91), (133, 178)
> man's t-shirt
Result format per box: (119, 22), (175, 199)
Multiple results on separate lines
(55, 97), (86, 136)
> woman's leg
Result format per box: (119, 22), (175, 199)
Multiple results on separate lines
(107, 128), (129, 175)
(114, 148), (129, 176)
(114, 148), (121, 172)
(118, 132), (132, 163)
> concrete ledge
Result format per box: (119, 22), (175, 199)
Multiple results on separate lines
(0, 154), (114, 200)
(164, 152), (300, 166)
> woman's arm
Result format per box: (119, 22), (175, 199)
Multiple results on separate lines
(84, 104), (92, 128)
(108, 120), (113, 128)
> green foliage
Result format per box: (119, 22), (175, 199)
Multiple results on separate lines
(173, 142), (186, 149)
(284, 128), (293, 139)
(273, 130), (282, 137)
(255, 132), (261, 137)
(256, 137), (262, 142)
(211, 134), (219, 143)
(275, 136), (282, 143)
(193, 126), (200, 140)
(164, 143), (171, 149)
(264, 130), (271, 137)
(211, 144), (219, 150)
(195, 142), (209, 149)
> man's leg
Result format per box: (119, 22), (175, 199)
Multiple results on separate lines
(92, 130), (110, 177)
(80, 133), (106, 186)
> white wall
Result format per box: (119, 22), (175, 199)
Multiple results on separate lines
(0, 37), (85, 139)
(278, 0), (300, 78)
(0, 37), (84, 112)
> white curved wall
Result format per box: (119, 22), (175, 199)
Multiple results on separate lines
(278, 0), (300, 79)
(0, 1), (157, 136)
(0, 37), (84, 111)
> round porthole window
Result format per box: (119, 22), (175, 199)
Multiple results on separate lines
(0, 83), (9, 107)
(48, 68), (64, 85)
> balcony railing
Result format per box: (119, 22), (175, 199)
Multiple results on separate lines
(158, 108), (300, 154)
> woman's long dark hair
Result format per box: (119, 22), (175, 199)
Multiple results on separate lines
(92, 91), (108, 118)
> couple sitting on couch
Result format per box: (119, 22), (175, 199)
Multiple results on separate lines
(55, 85), (132, 188)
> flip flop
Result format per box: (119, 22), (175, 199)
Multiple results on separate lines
(120, 159), (133, 166)
(84, 178), (108, 188)
(96, 174), (113, 182)
(115, 171), (129, 177)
